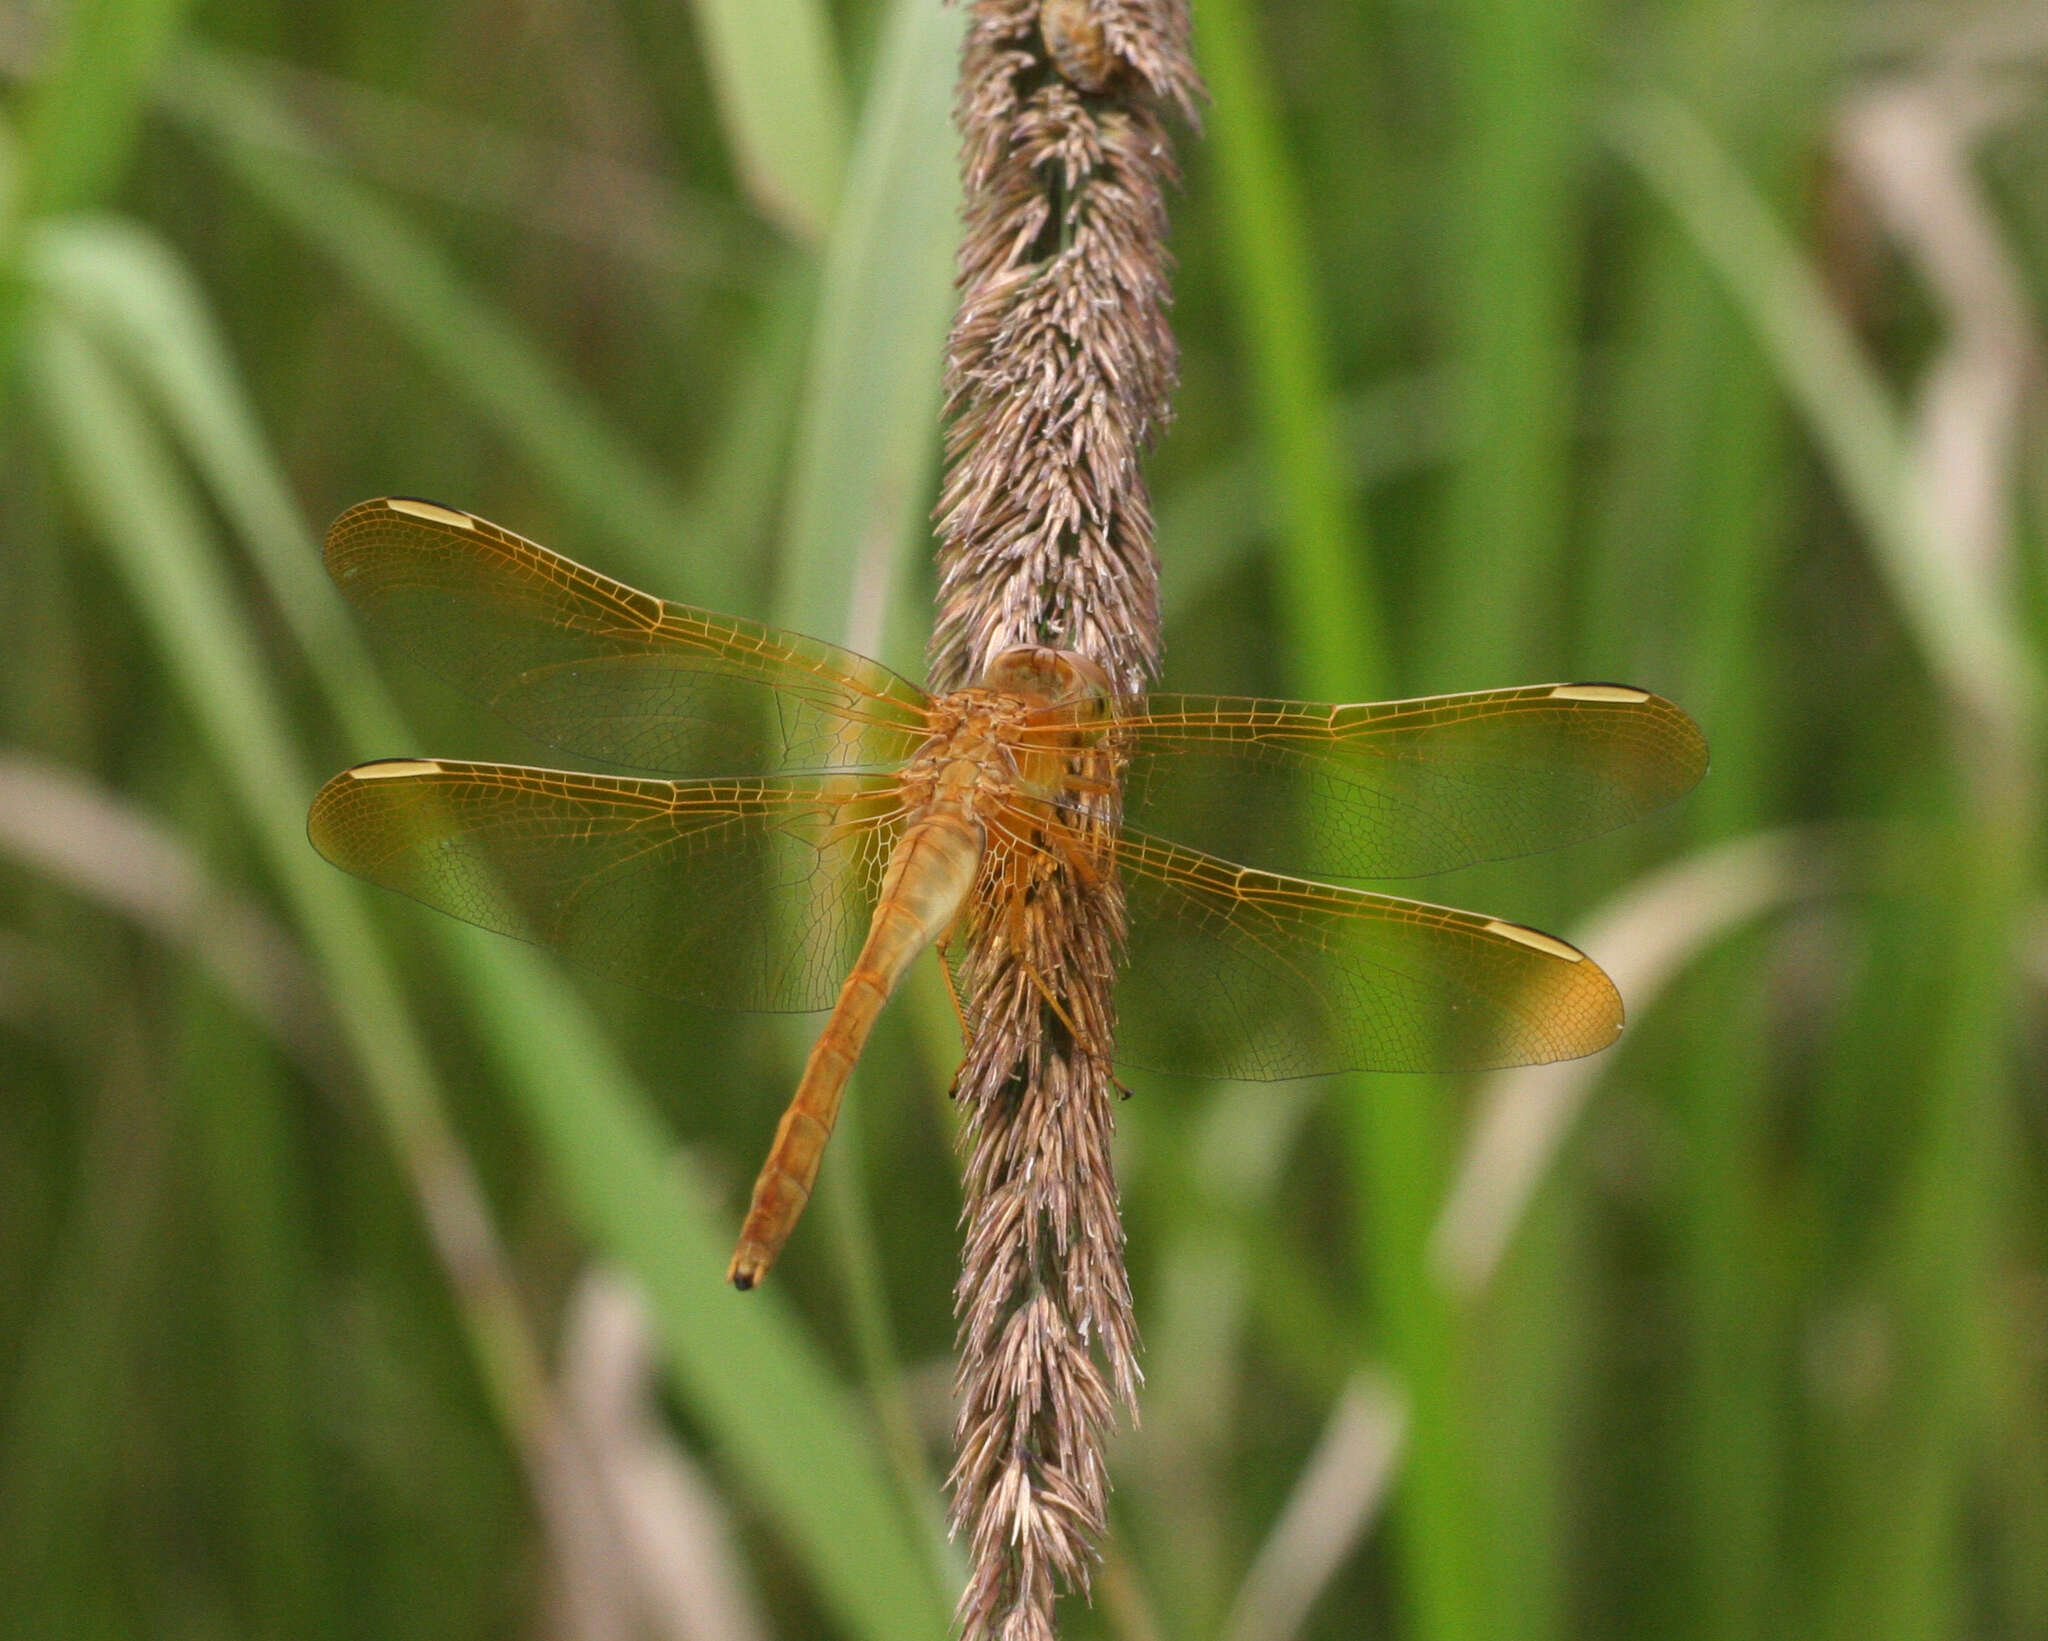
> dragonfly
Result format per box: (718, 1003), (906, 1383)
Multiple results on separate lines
(310, 498), (1707, 1288)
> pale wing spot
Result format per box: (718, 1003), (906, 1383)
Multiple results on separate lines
(1548, 683), (1650, 704)
(349, 759), (447, 780)
(384, 498), (476, 529)
(1483, 920), (1584, 962)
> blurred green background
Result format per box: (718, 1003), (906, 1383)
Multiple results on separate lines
(2, 0), (2045, 1637)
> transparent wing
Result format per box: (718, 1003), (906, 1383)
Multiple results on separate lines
(1114, 830), (1623, 1079)
(327, 498), (934, 775)
(1023, 683), (1705, 879)
(308, 759), (907, 1011)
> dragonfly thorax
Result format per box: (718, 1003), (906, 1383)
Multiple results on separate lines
(902, 687), (1034, 811)
(905, 651), (1115, 825)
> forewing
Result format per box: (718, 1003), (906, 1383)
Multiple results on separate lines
(1037, 684), (1705, 879)
(326, 498), (933, 775)
(1115, 831), (1623, 1079)
(308, 760), (906, 1011)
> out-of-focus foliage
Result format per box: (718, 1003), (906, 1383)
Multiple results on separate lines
(1, 1), (2044, 1638)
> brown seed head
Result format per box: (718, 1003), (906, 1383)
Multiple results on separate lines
(935, 2), (1200, 1636)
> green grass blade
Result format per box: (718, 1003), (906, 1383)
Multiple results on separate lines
(29, 216), (380, 706)
(764, 0), (965, 1581)
(1158, 370), (1453, 628)
(0, 990), (166, 1638)
(1192, 6), (1514, 1637)
(170, 973), (338, 1641)
(1418, 0), (1589, 691)
(1609, 93), (2042, 733)
(686, 0), (848, 243)
(1193, 0), (1386, 699)
(773, 0), (962, 659)
(1578, 71), (1800, 1626)
(448, 932), (959, 1636)
(1413, 15), (1602, 1637)
(27, 274), (950, 1637)
(160, 49), (734, 602)
(34, 214), (809, 710)
(0, 0), (187, 372)
(11, 0), (190, 221)
(30, 308), (558, 1457)
(215, 50), (771, 286)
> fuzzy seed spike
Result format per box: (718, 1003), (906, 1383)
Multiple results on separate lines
(933, 3), (1200, 1634)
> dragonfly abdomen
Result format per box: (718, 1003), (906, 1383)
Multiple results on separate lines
(727, 806), (985, 1288)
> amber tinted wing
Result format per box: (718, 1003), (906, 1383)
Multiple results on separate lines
(1025, 684), (1705, 879)
(309, 759), (906, 1011)
(1114, 830), (1623, 1079)
(326, 499), (933, 775)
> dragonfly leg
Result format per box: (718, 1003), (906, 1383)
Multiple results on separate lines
(1058, 770), (1118, 799)
(1021, 959), (1112, 1067)
(934, 929), (975, 1050)
(1044, 814), (1117, 892)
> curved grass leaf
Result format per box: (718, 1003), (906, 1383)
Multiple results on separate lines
(161, 49), (735, 602)
(686, 0), (848, 244)
(773, 0), (962, 659)
(27, 305), (950, 1638)
(13, 0), (190, 221)
(1610, 93), (2042, 735)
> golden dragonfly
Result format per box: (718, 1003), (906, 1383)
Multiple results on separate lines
(310, 498), (1707, 1287)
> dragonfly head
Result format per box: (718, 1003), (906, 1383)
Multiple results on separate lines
(978, 647), (1117, 717)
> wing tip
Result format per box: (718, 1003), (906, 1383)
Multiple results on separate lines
(324, 496), (481, 586)
(1480, 917), (1628, 1063)
(307, 760), (450, 863)
(1549, 680), (1711, 801)
(1559, 954), (1627, 1063)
